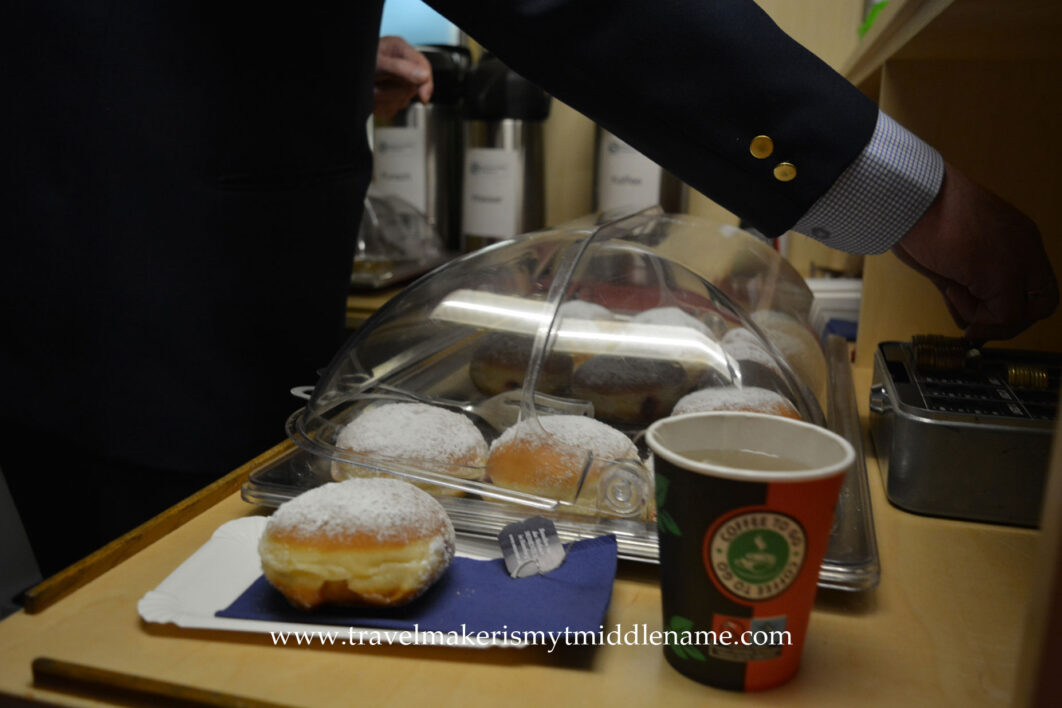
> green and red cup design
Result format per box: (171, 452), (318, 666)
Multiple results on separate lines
(647, 411), (854, 692)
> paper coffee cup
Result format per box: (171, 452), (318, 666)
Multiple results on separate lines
(646, 411), (855, 692)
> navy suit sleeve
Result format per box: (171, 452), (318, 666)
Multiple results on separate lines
(426, 0), (878, 237)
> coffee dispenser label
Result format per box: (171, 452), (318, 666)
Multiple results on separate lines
(374, 126), (427, 213)
(463, 148), (521, 238)
(597, 132), (663, 212)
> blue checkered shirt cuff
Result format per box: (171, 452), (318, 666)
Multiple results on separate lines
(792, 111), (944, 255)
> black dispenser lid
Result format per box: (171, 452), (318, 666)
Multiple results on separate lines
(419, 45), (471, 106)
(463, 54), (551, 121)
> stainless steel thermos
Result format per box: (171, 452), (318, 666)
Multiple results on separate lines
(461, 54), (551, 251)
(372, 45), (470, 252)
(594, 128), (688, 215)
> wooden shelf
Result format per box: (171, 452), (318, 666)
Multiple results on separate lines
(843, 0), (954, 88)
(845, 0), (1062, 88)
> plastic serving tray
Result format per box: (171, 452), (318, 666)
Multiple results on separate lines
(242, 334), (879, 590)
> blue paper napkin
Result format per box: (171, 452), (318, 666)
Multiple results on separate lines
(216, 535), (617, 635)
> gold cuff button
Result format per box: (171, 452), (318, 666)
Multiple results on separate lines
(773, 162), (797, 182)
(750, 135), (774, 159)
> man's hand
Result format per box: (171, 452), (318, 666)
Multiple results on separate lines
(892, 163), (1058, 341)
(374, 36), (433, 120)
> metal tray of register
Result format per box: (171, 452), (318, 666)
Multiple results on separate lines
(242, 334), (879, 590)
(869, 339), (1059, 527)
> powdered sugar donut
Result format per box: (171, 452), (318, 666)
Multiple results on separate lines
(557, 299), (616, 322)
(671, 386), (802, 420)
(717, 327), (787, 391)
(749, 310), (827, 407)
(557, 300), (620, 366)
(631, 306), (726, 338)
(258, 478), (455, 609)
(332, 402), (488, 495)
(722, 327), (782, 373)
(630, 307), (730, 391)
(486, 415), (639, 512)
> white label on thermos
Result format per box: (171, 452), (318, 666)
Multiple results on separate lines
(597, 131), (663, 212)
(463, 147), (521, 239)
(373, 126), (427, 213)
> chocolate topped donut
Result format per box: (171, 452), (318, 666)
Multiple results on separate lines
(715, 327), (787, 392)
(468, 332), (573, 396)
(572, 355), (688, 426)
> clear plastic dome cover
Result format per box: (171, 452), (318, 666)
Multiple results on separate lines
(289, 208), (827, 521)
(351, 188), (446, 288)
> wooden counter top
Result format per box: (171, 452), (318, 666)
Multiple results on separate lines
(0, 368), (1041, 706)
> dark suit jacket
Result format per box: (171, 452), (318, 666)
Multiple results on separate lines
(3, 0), (876, 474)
(430, 0), (878, 236)
(5, 2), (381, 472)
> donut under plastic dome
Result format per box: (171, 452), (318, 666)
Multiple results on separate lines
(287, 207), (827, 521)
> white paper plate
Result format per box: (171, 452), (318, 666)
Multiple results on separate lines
(137, 516), (519, 648)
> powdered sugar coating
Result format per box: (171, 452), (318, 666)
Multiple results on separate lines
(632, 307), (713, 336)
(487, 415), (640, 493)
(469, 332), (573, 376)
(748, 311), (821, 367)
(335, 402), (488, 465)
(266, 478), (453, 544)
(557, 300), (616, 321)
(722, 328), (782, 372)
(491, 414), (638, 462)
(672, 386), (797, 416)
(749, 310), (827, 403)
